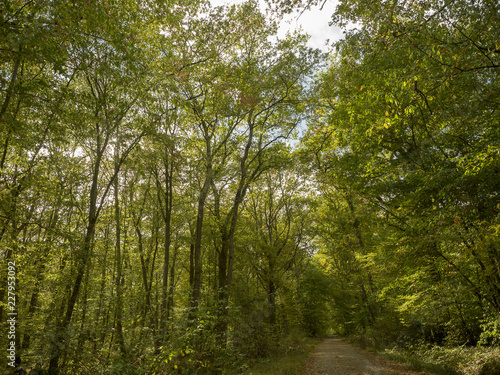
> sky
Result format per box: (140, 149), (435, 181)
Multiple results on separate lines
(210, 0), (344, 52)
(275, 1), (343, 51)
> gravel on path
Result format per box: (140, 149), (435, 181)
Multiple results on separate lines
(299, 336), (424, 375)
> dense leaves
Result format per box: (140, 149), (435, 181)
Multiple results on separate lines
(303, 0), (500, 352)
(1, 1), (322, 374)
(1, 0), (499, 374)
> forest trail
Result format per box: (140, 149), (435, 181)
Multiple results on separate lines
(299, 336), (424, 375)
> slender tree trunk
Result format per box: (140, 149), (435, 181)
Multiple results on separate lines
(21, 210), (59, 353)
(359, 282), (375, 325)
(160, 152), (173, 340)
(136, 226), (152, 317)
(294, 260), (303, 325)
(267, 276), (278, 353)
(189, 242), (195, 289)
(0, 45), (21, 125)
(49, 218), (97, 373)
(268, 280), (277, 327)
(0, 187), (24, 323)
(149, 216), (159, 332)
(167, 247), (177, 320)
(114, 135), (126, 355)
(96, 225), (111, 349)
(216, 118), (255, 344)
(74, 263), (91, 365)
(191, 175), (211, 315)
(48, 128), (106, 373)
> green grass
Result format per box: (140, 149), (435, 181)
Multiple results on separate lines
(231, 337), (321, 375)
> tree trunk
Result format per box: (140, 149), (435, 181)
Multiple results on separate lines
(160, 152), (173, 340)
(167, 248), (177, 321)
(21, 210), (59, 353)
(215, 117), (255, 344)
(191, 175), (211, 315)
(0, 45), (21, 125)
(96, 224), (111, 350)
(114, 136), (126, 355)
(268, 280), (277, 327)
(48, 128), (106, 373)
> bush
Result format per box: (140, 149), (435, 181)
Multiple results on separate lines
(478, 318), (500, 347)
(479, 360), (500, 375)
(385, 344), (500, 375)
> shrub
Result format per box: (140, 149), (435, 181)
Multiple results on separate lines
(478, 319), (500, 347)
(478, 359), (500, 375)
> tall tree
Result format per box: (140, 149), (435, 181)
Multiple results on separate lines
(243, 170), (310, 336)
(45, 2), (152, 369)
(302, 0), (500, 345)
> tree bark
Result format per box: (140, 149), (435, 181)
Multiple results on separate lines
(216, 116), (255, 344)
(114, 134), (126, 355)
(49, 124), (108, 373)
(191, 174), (211, 314)
(160, 151), (173, 340)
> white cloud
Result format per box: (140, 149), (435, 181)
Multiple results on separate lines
(210, 0), (344, 52)
(276, 1), (342, 51)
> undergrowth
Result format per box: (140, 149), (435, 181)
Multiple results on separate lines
(233, 335), (321, 375)
(384, 345), (500, 375)
(347, 331), (500, 375)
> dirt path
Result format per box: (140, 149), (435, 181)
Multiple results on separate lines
(299, 336), (424, 375)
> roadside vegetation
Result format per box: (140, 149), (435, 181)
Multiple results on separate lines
(235, 335), (320, 375)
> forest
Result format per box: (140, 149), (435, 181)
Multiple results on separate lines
(0, 0), (499, 374)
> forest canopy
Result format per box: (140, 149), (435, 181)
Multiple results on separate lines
(0, 0), (499, 374)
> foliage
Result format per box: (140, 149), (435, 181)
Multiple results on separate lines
(478, 318), (500, 347)
(232, 334), (321, 375)
(386, 344), (500, 375)
(299, 0), (500, 356)
(299, 258), (332, 337)
(2, 0), (499, 373)
(0, 1), (324, 373)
